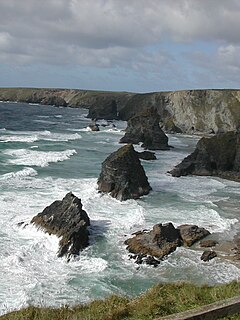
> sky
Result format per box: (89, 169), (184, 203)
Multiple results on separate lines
(0, 0), (240, 92)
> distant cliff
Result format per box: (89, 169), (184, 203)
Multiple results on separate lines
(0, 87), (239, 133)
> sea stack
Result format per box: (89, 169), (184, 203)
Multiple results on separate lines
(170, 131), (240, 182)
(97, 144), (152, 201)
(119, 107), (170, 150)
(31, 192), (90, 258)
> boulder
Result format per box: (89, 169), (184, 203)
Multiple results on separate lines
(170, 131), (240, 182)
(177, 224), (210, 247)
(201, 250), (217, 262)
(125, 223), (182, 259)
(125, 223), (211, 266)
(31, 192), (90, 258)
(137, 151), (157, 160)
(119, 108), (170, 150)
(97, 144), (152, 201)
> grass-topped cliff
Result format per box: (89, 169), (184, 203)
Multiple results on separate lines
(0, 87), (239, 133)
(1, 281), (239, 319)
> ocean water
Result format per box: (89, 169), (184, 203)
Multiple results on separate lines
(0, 102), (239, 315)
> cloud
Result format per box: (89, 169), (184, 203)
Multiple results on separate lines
(0, 0), (240, 90)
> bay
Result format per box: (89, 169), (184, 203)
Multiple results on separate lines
(0, 102), (239, 315)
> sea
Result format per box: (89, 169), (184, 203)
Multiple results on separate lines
(0, 101), (239, 315)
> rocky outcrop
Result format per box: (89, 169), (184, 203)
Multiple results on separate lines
(120, 108), (170, 150)
(97, 144), (152, 201)
(88, 119), (100, 131)
(125, 223), (210, 265)
(170, 131), (240, 182)
(201, 250), (217, 262)
(125, 223), (182, 260)
(31, 192), (90, 258)
(177, 224), (211, 247)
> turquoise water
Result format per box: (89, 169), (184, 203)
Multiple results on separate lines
(0, 102), (239, 314)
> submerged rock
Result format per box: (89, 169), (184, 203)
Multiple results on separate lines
(200, 239), (218, 247)
(119, 108), (170, 150)
(126, 222), (211, 266)
(97, 144), (152, 201)
(31, 192), (90, 258)
(170, 131), (240, 182)
(137, 151), (157, 160)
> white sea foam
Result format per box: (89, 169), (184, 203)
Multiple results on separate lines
(0, 167), (38, 180)
(4, 149), (77, 167)
(0, 130), (82, 143)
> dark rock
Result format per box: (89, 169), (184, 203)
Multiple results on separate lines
(137, 151), (157, 160)
(145, 255), (161, 267)
(177, 224), (210, 247)
(200, 240), (218, 247)
(201, 250), (217, 262)
(170, 132), (240, 182)
(88, 120), (100, 131)
(87, 98), (118, 120)
(125, 223), (182, 259)
(120, 108), (170, 150)
(97, 144), (152, 201)
(31, 192), (90, 258)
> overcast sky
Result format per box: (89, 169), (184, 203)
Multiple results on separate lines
(0, 0), (240, 92)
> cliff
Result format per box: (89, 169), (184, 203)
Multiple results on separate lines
(0, 87), (239, 133)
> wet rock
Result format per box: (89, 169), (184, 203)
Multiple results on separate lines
(120, 108), (170, 150)
(31, 192), (90, 258)
(201, 250), (217, 262)
(88, 119), (100, 131)
(177, 224), (210, 247)
(170, 131), (240, 182)
(125, 223), (182, 259)
(137, 151), (157, 160)
(97, 144), (152, 201)
(200, 239), (218, 247)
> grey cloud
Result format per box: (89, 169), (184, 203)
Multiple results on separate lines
(1, 0), (240, 82)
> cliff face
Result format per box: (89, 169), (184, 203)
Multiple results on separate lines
(0, 88), (239, 133)
(0, 87), (134, 110)
(119, 89), (240, 133)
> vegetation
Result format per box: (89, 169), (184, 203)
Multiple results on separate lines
(1, 281), (239, 320)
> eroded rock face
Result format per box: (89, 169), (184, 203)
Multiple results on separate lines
(170, 132), (240, 182)
(97, 144), (152, 201)
(87, 98), (118, 120)
(120, 108), (170, 150)
(125, 223), (210, 266)
(31, 192), (90, 258)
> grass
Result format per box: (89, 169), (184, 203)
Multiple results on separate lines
(1, 281), (239, 320)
